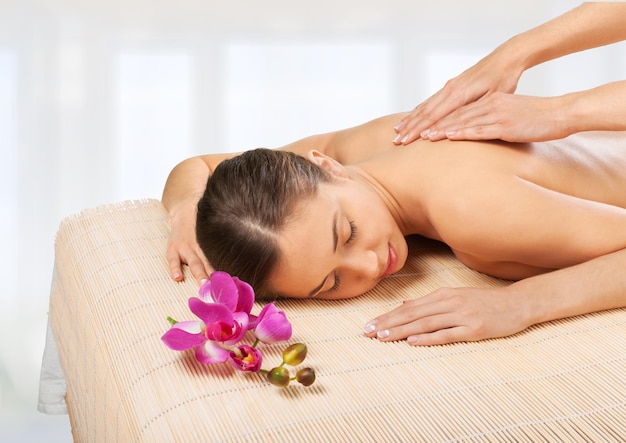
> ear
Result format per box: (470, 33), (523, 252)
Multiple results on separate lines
(306, 150), (349, 179)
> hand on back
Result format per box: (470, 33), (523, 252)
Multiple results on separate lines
(393, 49), (521, 145)
(417, 92), (571, 143)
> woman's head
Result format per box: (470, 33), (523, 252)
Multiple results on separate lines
(197, 148), (408, 300)
(196, 148), (330, 298)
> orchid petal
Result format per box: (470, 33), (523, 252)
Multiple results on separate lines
(223, 312), (250, 345)
(189, 297), (233, 326)
(206, 271), (240, 311)
(233, 277), (255, 314)
(198, 279), (215, 302)
(205, 321), (234, 342)
(247, 314), (259, 330)
(195, 340), (230, 364)
(254, 303), (293, 344)
(257, 302), (279, 320)
(161, 321), (206, 351)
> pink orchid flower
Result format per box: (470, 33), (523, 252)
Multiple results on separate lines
(161, 320), (230, 364)
(229, 344), (263, 372)
(162, 271), (304, 381)
(161, 297), (249, 363)
(199, 271), (254, 315)
(189, 297), (249, 345)
(253, 302), (293, 344)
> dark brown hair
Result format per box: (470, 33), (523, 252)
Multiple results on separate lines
(196, 148), (330, 298)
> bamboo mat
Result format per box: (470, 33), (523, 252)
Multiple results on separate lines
(48, 199), (626, 442)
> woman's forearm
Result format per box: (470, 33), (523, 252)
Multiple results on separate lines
(162, 157), (212, 215)
(162, 153), (237, 213)
(562, 81), (626, 133)
(512, 248), (626, 329)
(504, 2), (626, 72)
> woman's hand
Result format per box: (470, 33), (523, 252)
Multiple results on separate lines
(162, 156), (218, 285)
(363, 286), (530, 346)
(420, 92), (571, 143)
(166, 203), (214, 285)
(393, 47), (522, 145)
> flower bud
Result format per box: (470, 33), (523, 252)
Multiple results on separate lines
(282, 343), (307, 366)
(295, 367), (316, 386)
(267, 366), (290, 387)
(254, 303), (292, 344)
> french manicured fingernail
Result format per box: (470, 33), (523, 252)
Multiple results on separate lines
(200, 278), (208, 285)
(445, 130), (456, 137)
(377, 329), (390, 339)
(420, 129), (430, 138)
(172, 273), (182, 281)
(407, 335), (419, 345)
(401, 135), (409, 143)
(394, 122), (404, 131)
(363, 322), (376, 334)
(393, 134), (402, 143)
(428, 130), (438, 138)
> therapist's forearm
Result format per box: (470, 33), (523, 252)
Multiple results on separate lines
(562, 81), (626, 133)
(511, 248), (626, 328)
(503, 2), (626, 72)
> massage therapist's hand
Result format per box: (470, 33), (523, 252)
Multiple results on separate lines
(363, 286), (530, 346)
(166, 203), (214, 285)
(419, 92), (571, 143)
(393, 46), (521, 145)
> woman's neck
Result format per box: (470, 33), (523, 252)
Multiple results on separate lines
(345, 164), (434, 238)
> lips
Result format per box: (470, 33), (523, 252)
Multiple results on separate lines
(381, 243), (397, 278)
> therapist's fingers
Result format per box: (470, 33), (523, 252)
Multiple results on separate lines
(394, 55), (522, 145)
(427, 93), (565, 142)
(394, 81), (468, 145)
(422, 99), (500, 141)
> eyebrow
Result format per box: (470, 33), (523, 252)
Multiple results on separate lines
(307, 211), (338, 297)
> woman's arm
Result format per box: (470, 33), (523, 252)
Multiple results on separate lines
(364, 246), (626, 346)
(419, 80), (626, 143)
(561, 81), (626, 134)
(394, 2), (626, 144)
(512, 2), (626, 71)
(162, 154), (231, 284)
(365, 166), (626, 345)
(435, 173), (626, 279)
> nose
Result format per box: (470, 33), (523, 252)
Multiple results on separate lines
(340, 248), (380, 281)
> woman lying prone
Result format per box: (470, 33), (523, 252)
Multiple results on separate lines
(164, 113), (626, 345)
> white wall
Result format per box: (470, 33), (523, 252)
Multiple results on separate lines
(1, 0), (623, 439)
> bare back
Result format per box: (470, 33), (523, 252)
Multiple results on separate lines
(356, 131), (626, 280)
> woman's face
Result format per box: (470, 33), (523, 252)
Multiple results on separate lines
(269, 176), (408, 300)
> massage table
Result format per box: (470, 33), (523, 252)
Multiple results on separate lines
(38, 199), (626, 441)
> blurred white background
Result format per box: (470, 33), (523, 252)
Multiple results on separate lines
(1, 0), (625, 440)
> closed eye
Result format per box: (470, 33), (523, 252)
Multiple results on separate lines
(346, 220), (357, 245)
(328, 220), (357, 294)
(328, 273), (341, 293)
